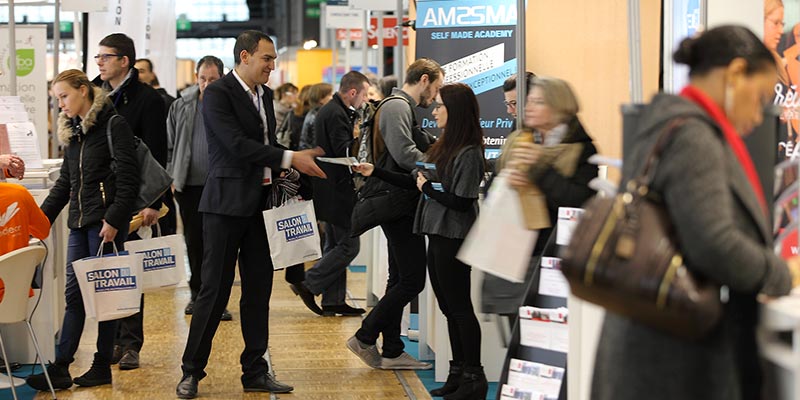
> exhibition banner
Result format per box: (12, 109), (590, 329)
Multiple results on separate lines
(0, 26), (48, 159)
(415, 0), (518, 159)
(144, 0), (177, 97)
(768, 0), (800, 259)
(87, 0), (147, 84)
(769, 0), (800, 160)
(87, 0), (177, 96)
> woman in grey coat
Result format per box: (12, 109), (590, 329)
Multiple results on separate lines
(592, 26), (799, 400)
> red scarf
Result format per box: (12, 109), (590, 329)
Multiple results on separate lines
(680, 85), (767, 214)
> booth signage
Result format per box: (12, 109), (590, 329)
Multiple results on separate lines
(335, 17), (410, 46)
(415, 0), (518, 159)
(0, 26), (48, 160)
(325, 5), (365, 29)
(349, 0), (409, 11)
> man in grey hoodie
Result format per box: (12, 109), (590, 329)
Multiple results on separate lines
(347, 58), (443, 370)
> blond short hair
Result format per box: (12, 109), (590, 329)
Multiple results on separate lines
(529, 77), (580, 122)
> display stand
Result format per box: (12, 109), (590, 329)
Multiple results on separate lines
(495, 229), (568, 400)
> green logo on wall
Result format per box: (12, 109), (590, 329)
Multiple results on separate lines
(8, 49), (35, 77)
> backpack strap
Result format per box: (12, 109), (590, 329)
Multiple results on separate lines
(372, 95), (417, 167)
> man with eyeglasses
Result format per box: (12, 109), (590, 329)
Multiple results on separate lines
(91, 32), (167, 373)
(502, 71), (536, 131)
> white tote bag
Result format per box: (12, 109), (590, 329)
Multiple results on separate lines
(263, 198), (322, 269)
(457, 173), (538, 283)
(73, 245), (144, 322)
(124, 227), (187, 292)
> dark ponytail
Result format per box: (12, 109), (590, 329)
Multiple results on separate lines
(673, 25), (775, 76)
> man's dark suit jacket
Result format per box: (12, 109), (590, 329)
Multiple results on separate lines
(199, 71), (284, 217)
(312, 93), (357, 227)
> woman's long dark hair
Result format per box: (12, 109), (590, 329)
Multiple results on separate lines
(426, 83), (484, 178)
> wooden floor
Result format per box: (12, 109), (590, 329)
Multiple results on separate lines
(31, 268), (432, 399)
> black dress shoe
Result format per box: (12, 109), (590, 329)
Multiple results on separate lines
(322, 304), (366, 316)
(118, 349), (140, 370)
(184, 301), (195, 315)
(243, 373), (294, 393)
(221, 309), (233, 321)
(111, 344), (124, 365)
(176, 375), (199, 399)
(289, 282), (323, 315)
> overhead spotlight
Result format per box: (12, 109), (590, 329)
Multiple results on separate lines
(303, 40), (318, 50)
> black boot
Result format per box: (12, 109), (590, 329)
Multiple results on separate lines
(430, 360), (463, 397)
(25, 362), (72, 391)
(444, 365), (488, 400)
(73, 354), (112, 387)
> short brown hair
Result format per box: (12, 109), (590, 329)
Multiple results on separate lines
(405, 58), (444, 85)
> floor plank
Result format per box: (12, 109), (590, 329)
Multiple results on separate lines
(28, 268), (431, 400)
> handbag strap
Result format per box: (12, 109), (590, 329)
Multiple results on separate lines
(106, 114), (120, 171)
(633, 117), (688, 189)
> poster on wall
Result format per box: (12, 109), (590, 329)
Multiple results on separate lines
(667, 0), (702, 92)
(415, 0), (518, 159)
(767, 0), (800, 259)
(0, 26), (48, 160)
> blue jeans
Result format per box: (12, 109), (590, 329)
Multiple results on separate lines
(55, 223), (128, 367)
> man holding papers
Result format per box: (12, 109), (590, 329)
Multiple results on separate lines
(289, 71), (370, 317)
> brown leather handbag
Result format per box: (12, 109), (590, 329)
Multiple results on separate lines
(560, 118), (722, 340)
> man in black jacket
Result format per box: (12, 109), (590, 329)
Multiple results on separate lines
(290, 71), (370, 317)
(92, 33), (166, 372)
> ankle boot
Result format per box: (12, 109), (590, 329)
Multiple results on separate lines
(444, 365), (488, 400)
(430, 360), (463, 397)
(73, 354), (112, 387)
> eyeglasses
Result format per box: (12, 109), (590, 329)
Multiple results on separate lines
(504, 100), (517, 108)
(94, 53), (123, 62)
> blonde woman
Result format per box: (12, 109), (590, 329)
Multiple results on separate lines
(26, 69), (139, 391)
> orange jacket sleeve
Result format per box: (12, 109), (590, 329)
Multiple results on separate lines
(25, 192), (50, 240)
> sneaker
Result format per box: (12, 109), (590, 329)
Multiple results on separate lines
(242, 372), (294, 393)
(25, 362), (72, 391)
(345, 335), (381, 369)
(322, 304), (366, 316)
(380, 352), (432, 370)
(73, 364), (112, 387)
(118, 349), (140, 370)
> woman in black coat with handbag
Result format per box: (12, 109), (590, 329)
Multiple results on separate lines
(27, 69), (139, 392)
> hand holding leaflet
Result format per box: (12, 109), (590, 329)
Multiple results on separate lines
(316, 156), (361, 167)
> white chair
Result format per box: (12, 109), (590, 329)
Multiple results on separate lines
(0, 245), (56, 400)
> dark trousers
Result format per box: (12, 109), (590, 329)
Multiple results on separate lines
(174, 186), (205, 300)
(56, 224), (128, 366)
(159, 189), (177, 235)
(284, 264), (305, 284)
(181, 211), (274, 382)
(427, 235), (482, 366)
(356, 216), (426, 358)
(305, 223), (359, 306)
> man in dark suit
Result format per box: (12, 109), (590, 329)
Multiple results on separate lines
(176, 30), (325, 399)
(290, 71), (370, 316)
